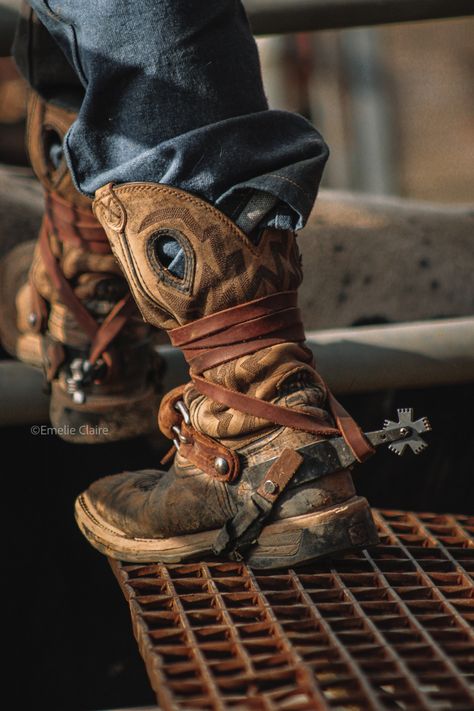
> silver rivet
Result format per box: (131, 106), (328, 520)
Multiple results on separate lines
(214, 457), (229, 475)
(399, 427), (410, 437)
(73, 390), (86, 405)
(28, 312), (37, 326)
(263, 480), (278, 495)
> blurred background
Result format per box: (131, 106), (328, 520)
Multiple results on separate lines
(1, 13), (473, 199)
(258, 20), (473, 203)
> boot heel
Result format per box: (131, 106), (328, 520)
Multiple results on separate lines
(247, 496), (379, 569)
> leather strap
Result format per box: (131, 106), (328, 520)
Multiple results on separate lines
(256, 448), (304, 502)
(213, 448), (305, 558)
(178, 422), (240, 482)
(32, 199), (134, 378)
(193, 375), (340, 438)
(171, 291), (298, 346)
(328, 392), (375, 464)
(45, 192), (110, 254)
(169, 291), (375, 463)
(157, 385), (240, 482)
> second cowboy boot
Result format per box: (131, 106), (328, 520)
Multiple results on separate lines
(75, 182), (380, 568)
(0, 94), (161, 442)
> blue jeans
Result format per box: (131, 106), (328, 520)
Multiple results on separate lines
(19, 0), (328, 235)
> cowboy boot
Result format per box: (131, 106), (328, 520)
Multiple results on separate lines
(75, 182), (379, 568)
(0, 94), (161, 442)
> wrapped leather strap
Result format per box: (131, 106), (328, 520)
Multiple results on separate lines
(32, 212), (135, 377)
(170, 291), (374, 463)
(45, 192), (110, 254)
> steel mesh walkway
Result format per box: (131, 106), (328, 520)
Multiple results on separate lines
(110, 510), (474, 710)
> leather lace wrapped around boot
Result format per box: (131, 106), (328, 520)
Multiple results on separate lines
(0, 94), (160, 442)
(75, 182), (380, 567)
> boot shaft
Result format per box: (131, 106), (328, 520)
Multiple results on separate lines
(27, 91), (88, 206)
(93, 182), (303, 328)
(25, 93), (143, 349)
(93, 182), (334, 450)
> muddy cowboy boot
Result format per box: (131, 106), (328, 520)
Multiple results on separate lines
(0, 93), (160, 442)
(72, 181), (393, 569)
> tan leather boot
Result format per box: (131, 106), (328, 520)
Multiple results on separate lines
(0, 95), (160, 442)
(74, 182), (381, 568)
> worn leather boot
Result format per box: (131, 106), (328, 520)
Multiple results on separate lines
(0, 94), (161, 442)
(75, 182), (379, 567)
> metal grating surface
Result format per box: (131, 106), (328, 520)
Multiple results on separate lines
(110, 510), (474, 711)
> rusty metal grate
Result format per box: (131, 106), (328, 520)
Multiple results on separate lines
(110, 510), (474, 710)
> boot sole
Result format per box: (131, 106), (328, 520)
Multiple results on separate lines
(75, 493), (379, 569)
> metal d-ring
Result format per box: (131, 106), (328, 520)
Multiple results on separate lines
(174, 400), (191, 425)
(172, 424), (190, 447)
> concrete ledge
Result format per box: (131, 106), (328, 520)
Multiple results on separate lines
(297, 190), (473, 329)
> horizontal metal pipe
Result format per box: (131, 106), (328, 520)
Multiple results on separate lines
(244, 0), (474, 34)
(306, 316), (474, 393)
(1, 317), (472, 426)
(1, 0), (473, 56)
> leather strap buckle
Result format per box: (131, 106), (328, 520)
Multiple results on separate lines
(157, 388), (240, 482)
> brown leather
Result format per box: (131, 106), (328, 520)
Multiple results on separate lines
(192, 377), (340, 438)
(38, 220), (98, 339)
(88, 296), (137, 365)
(24, 92), (141, 378)
(45, 192), (110, 254)
(178, 422), (240, 482)
(184, 333), (306, 375)
(37, 221), (137, 372)
(174, 308), (303, 357)
(172, 293), (306, 372)
(29, 280), (48, 333)
(170, 290), (373, 459)
(27, 91), (90, 206)
(93, 183), (303, 330)
(328, 392), (375, 463)
(43, 339), (65, 381)
(170, 291), (300, 346)
(158, 384), (239, 482)
(157, 384), (187, 440)
(93, 181), (373, 461)
(256, 448), (304, 503)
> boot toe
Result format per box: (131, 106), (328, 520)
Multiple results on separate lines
(86, 469), (164, 537)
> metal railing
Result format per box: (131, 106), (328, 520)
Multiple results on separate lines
(244, 0), (474, 34)
(1, 0), (473, 56)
